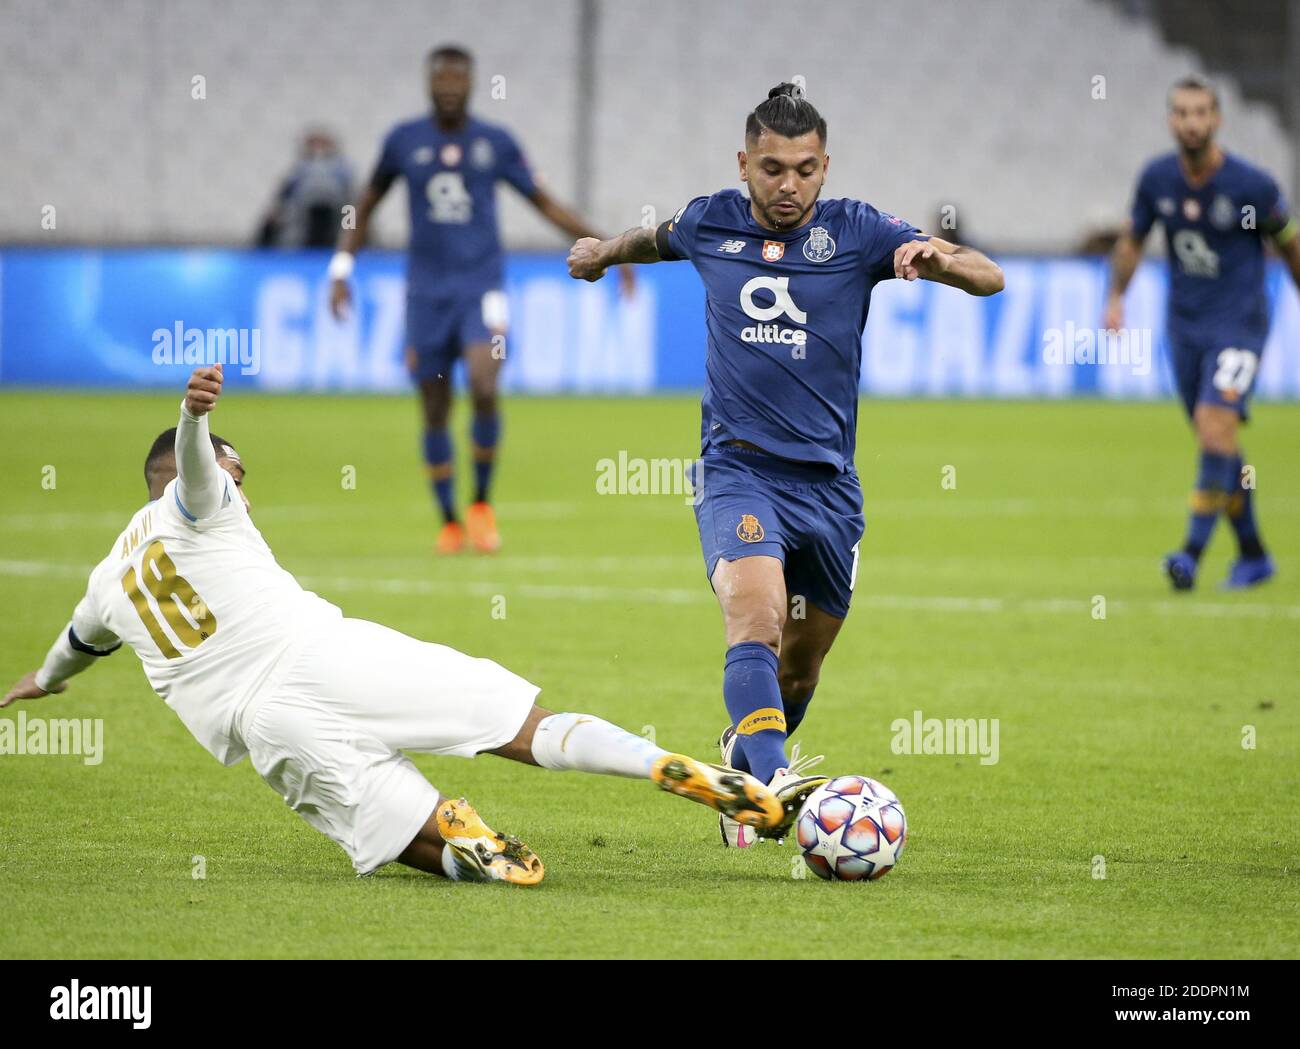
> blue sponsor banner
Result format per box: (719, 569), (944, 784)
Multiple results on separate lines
(1, 248), (1298, 398)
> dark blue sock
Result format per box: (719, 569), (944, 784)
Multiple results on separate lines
(723, 642), (786, 784)
(1225, 452), (1266, 559)
(784, 691), (814, 738)
(730, 689), (812, 775)
(422, 429), (456, 524)
(471, 414), (500, 504)
(1183, 450), (1236, 560)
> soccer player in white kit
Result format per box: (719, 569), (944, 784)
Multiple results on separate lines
(2, 365), (783, 885)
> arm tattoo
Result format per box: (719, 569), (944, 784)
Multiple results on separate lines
(609, 225), (662, 264)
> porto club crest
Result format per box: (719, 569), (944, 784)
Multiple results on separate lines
(803, 226), (836, 262)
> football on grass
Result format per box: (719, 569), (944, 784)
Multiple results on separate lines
(796, 775), (907, 881)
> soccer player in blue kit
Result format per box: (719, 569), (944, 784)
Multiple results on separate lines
(330, 45), (632, 555)
(568, 84), (1004, 846)
(1106, 76), (1300, 590)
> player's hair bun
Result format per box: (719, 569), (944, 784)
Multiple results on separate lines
(746, 81), (825, 143)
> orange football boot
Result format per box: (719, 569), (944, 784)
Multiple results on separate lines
(436, 797), (544, 885)
(465, 501), (501, 553)
(436, 520), (465, 555)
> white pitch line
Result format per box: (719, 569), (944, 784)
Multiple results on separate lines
(0, 500), (582, 531)
(9, 495), (1299, 533)
(1, 559), (1297, 619)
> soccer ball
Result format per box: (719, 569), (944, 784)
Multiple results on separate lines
(795, 775), (907, 881)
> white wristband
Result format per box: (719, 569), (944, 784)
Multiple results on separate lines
(328, 252), (355, 281)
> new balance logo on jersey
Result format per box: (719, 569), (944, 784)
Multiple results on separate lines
(739, 276), (807, 346)
(717, 240), (746, 254)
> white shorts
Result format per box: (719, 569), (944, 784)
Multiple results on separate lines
(240, 617), (539, 875)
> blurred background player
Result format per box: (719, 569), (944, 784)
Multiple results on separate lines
(1106, 75), (1300, 591)
(328, 44), (633, 554)
(568, 84), (1003, 846)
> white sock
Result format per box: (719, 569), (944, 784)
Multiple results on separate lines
(440, 842), (462, 881)
(530, 712), (668, 779)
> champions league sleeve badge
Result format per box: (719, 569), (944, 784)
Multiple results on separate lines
(803, 226), (836, 262)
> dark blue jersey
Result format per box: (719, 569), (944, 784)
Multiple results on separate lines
(374, 115), (538, 299)
(1129, 151), (1291, 340)
(660, 188), (924, 471)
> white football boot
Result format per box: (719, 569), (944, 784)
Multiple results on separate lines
(717, 730), (830, 847)
(766, 742), (830, 843)
(717, 727), (757, 848)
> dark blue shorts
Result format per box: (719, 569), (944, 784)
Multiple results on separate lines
(406, 290), (506, 382)
(1169, 331), (1265, 420)
(690, 445), (865, 620)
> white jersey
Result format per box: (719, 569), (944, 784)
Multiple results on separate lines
(70, 472), (342, 765)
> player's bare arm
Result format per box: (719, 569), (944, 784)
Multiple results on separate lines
(893, 235), (1004, 296)
(1104, 225), (1146, 330)
(2, 670), (66, 706)
(2, 581), (118, 707)
(532, 188), (636, 292)
(329, 174), (396, 320)
(567, 225), (660, 281)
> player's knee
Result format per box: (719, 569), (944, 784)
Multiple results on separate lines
(469, 386), (497, 417)
(421, 394), (451, 430)
(725, 605), (785, 652)
(1194, 409), (1237, 454)
(778, 666), (820, 702)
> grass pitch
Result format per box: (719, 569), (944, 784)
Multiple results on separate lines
(1, 391), (1297, 958)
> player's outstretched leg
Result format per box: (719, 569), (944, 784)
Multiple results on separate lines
(491, 706), (783, 833)
(1222, 450), (1275, 589)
